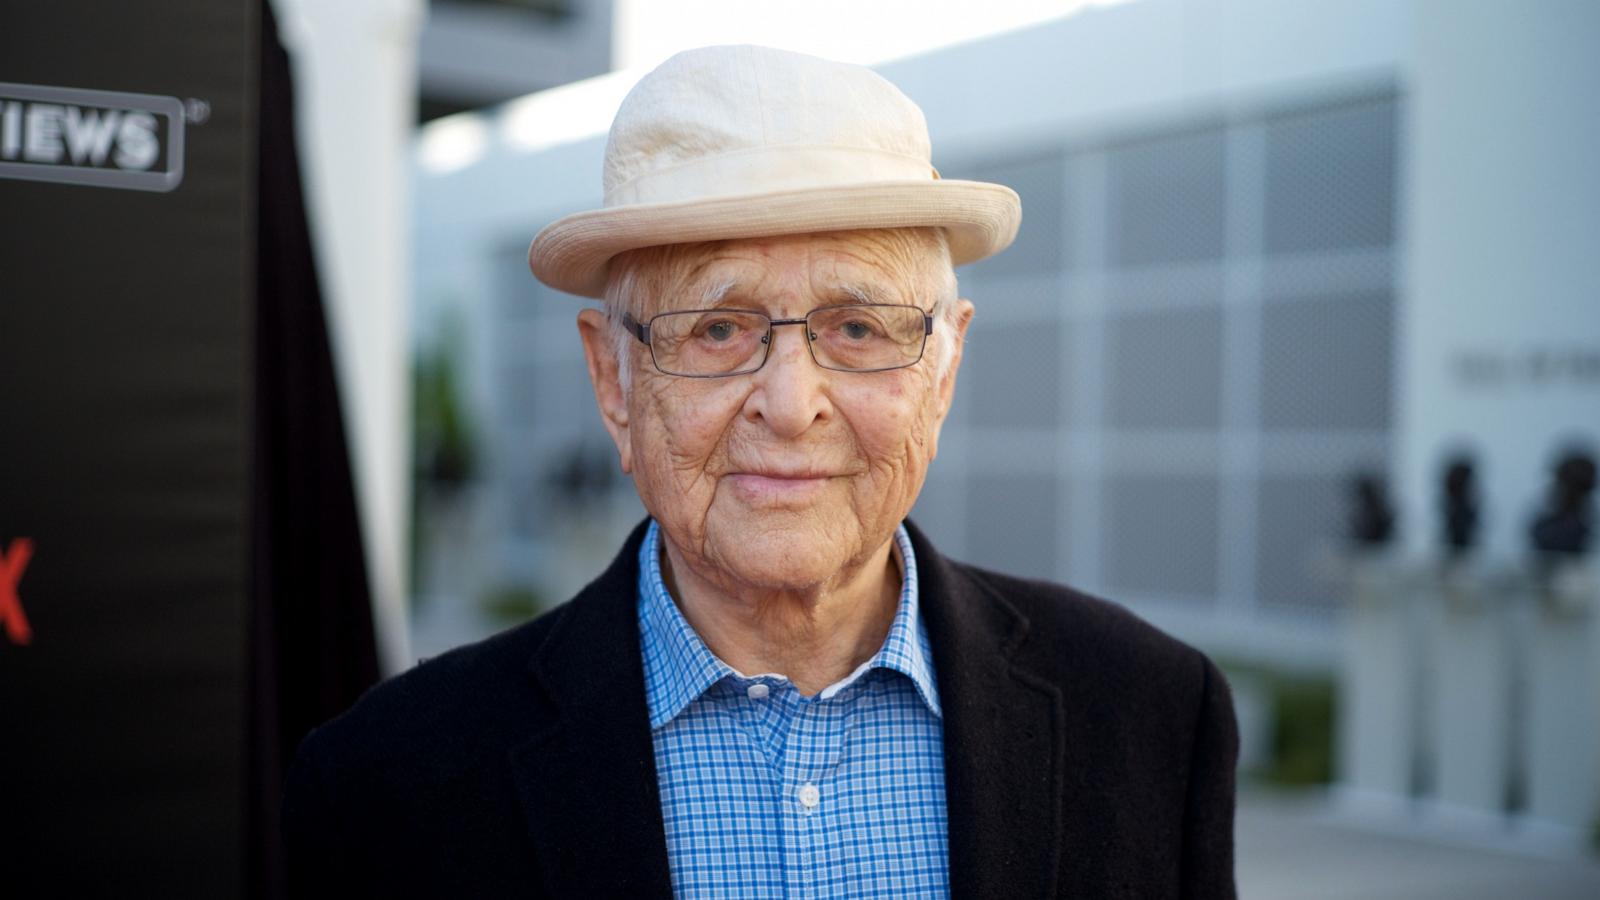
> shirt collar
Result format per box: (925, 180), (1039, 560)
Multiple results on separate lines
(636, 519), (942, 730)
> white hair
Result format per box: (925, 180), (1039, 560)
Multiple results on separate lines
(600, 228), (962, 395)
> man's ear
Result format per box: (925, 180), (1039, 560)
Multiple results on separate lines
(927, 298), (974, 461)
(577, 308), (632, 474)
(936, 299), (974, 421)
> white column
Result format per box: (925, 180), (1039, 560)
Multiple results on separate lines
(270, 0), (426, 674)
(1427, 565), (1512, 821)
(1523, 566), (1600, 834)
(1338, 559), (1422, 807)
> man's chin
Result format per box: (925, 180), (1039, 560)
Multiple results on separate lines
(703, 515), (859, 591)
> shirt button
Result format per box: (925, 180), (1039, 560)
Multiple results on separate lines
(797, 782), (820, 809)
(746, 683), (770, 700)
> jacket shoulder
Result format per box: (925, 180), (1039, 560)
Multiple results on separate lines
(298, 601), (572, 770)
(948, 559), (1219, 698)
(293, 520), (652, 786)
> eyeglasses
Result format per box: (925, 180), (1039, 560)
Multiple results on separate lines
(624, 304), (935, 377)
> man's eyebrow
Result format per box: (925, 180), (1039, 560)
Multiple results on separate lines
(699, 278), (738, 307)
(832, 282), (894, 305)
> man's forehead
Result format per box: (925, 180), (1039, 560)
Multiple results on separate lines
(650, 232), (932, 308)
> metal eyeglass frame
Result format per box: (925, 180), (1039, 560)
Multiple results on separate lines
(622, 304), (936, 377)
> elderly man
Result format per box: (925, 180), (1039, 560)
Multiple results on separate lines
(284, 45), (1237, 898)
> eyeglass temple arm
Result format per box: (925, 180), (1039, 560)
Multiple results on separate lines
(622, 313), (651, 345)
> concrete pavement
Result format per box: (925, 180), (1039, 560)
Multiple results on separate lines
(1238, 789), (1600, 899)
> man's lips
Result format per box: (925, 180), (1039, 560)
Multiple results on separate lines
(730, 469), (835, 480)
(723, 470), (839, 503)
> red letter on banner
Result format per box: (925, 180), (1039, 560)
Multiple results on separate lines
(0, 538), (34, 646)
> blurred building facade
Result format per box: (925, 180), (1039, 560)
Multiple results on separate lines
(409, 0), (1597, 715)
(418, 0), (612, 122)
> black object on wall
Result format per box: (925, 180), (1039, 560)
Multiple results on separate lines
(0, 2), (379, 895)
(1440, 452), (1481, 555)
(1529, 445), (1597, 557)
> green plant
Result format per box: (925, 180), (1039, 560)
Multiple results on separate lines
(479, 583), (549, 625)
(1217, 659), (1336, 788)
(1266, 676), (1335, 786)
(409, 307), (481, 601)
(413, 311), (478, 491)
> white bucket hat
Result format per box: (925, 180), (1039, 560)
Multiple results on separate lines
(528, 44), (1022, 298)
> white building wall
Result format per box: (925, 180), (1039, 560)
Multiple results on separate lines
(884, 0), (1408, 152)
(1400, 0), (1600, 560)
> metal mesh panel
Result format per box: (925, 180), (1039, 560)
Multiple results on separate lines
(491, 241), (592, 430)
(1260, 250), (1393, 300)
(494, 358), (595, 444)
(963, 318), (1067, 428)
(958, 152), (1069, 278)
(1260, 291), (1394, 430)
(503, 434), (625, 540)
(966, 473), (1059, 580)
(1105, 263), (1226, 308)
(494, 360), (541, 428)
(1264, 98), (1396, 255)
(959, 271), (1067, 320)
(534, 360), (594, 434)
(909, 468), (964, 556)
(1106, 127), (1226, 267)
(1255, 474), (1347, 611)
(1106, 307), (1224, 429)
(1103, 474), (1219, 597)
(495, 242), (557, 322)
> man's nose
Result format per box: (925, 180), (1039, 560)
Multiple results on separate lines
(744, 321), (830, 437)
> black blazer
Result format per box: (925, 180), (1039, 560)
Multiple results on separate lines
(283, 520), (1237, 898)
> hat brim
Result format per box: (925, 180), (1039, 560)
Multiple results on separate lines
(528, 179), (1021, 299)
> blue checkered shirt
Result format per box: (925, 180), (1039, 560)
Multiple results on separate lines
(637, 520), (950, 898)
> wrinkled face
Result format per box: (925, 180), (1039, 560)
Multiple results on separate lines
(579, 230), (973, 595)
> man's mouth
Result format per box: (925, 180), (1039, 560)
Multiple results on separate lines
(724, 470), (835, 504)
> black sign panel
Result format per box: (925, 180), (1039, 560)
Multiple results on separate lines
(0, 2), (256, 896)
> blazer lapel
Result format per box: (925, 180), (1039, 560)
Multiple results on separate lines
(507, 523), (675, 898)
(909, 522), (1067, 900)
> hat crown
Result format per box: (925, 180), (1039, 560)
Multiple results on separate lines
(602, 45), (935, 207)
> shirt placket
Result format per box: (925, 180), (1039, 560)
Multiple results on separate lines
(778, 687), (847, 900)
